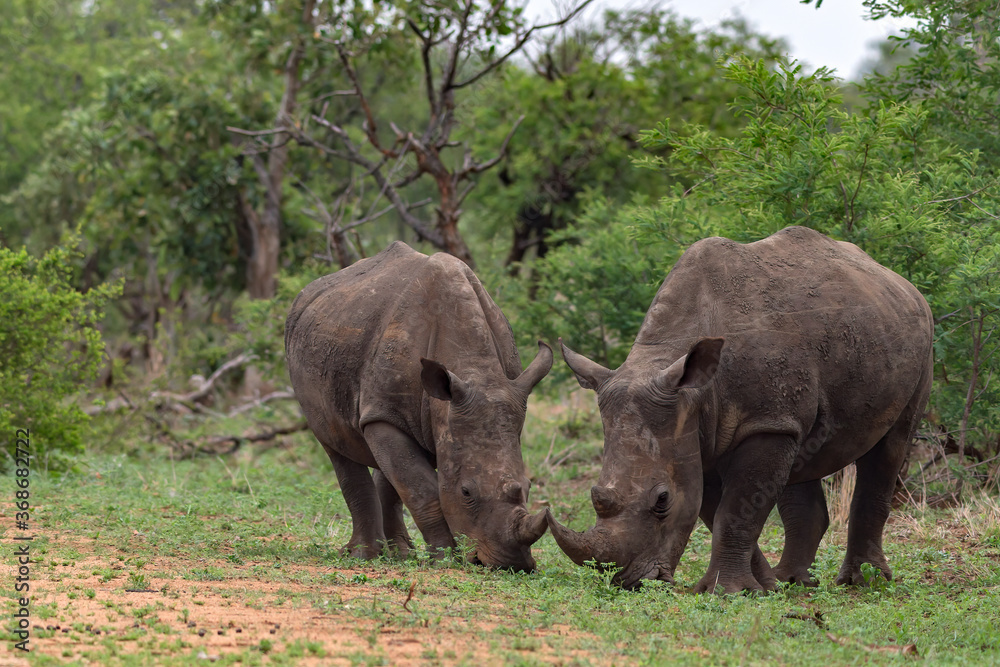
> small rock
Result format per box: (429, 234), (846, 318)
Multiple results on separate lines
(198, 629), (206, 637)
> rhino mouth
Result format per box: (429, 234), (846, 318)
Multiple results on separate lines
(615, 562), (675, 591)
(466, 544), (537, 573)
(469, 550), (537, 573)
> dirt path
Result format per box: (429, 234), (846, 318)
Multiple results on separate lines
(5, 536), (618, 666)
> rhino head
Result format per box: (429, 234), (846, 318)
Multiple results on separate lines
(547, 338), (723, 589)
(420, 342), (553, 571)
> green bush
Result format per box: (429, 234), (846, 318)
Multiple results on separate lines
(496, 194), (668, 376)
(0, 237), (121, 472)
(231, 262), (332, 384)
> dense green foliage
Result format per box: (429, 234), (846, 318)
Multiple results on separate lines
(633, 57), (999, 448)
(0, 238), (121, 470)
(0, 0), (997, 469)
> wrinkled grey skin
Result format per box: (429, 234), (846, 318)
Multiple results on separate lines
(548, 226), (934, 593)
(285, 242), (552, 571)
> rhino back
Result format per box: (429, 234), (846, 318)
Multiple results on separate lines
(631, 226), (933, 470)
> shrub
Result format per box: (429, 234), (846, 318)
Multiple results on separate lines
(0, 237), (121, 472)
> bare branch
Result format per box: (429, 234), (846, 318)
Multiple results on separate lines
(408, 18), (438, 119)
(335, 42), (396, 157)
(441, 0), (476, 95)
(969, 199), (1000, 220)
(226, 126), (290, 137)
(451, 0), (596, 90)
(306, 116), (445, 247)
(344, 204), (396, 229)
(460, 115), (524, 178)
(927, 185), (989, 204)
(197, 421), (310, 457)
(935, 308), (964, 324)
(846, 142), (870, 232)
(455, 180), (477, 208)
(394, 169), (424, 189)
(151, 354), (258, 406)
(228, 390), (298, 416)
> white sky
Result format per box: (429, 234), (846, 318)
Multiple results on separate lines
(532, 0), (914, 80)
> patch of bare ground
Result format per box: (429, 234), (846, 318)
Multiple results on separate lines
(15, 537), (623, 666)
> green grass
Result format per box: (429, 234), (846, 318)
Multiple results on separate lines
(9, 398), (1000, 665)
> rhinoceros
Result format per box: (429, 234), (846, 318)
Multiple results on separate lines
(547, 226), (934, 592)
(285, 241), (552, 571)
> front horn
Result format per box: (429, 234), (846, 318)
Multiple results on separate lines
(515, 509), (548, 545)
(513, 341), (553, 394)
(545, 509), (600, 567)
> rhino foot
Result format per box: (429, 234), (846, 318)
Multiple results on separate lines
(384, 535), (415, 560)
(693, 567), (773, 595)
(342, 541), (382, 561)
(774, 564), (820, 587)
(835, 558), (892, 587)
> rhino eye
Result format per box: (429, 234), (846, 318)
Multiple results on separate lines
(652, 490), (670, 519)
(461, 486), (472, 498)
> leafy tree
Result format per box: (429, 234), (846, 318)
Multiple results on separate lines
(0, 237), (121, 471)
(494, 194), (666, 372)
(207, 0), (325, 297)
(795, 0), (1000, 477)
(228, 0), (592, 270)
(636, 57), (999, 454)
(0, 0), (202, 238)
(4, 20), (275, 352)
(465, 9), (788, 270)
(807, 1), (1000, 167)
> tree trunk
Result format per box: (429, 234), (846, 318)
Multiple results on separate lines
(432, 169), (475, 267)
(242, 0), (315, 299)
(436, 206), (475, 267)
(246, 204), (281, 299)
(330, 227), (359, 269)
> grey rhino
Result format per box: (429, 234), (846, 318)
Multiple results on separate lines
(547, 226), (933, 593)
(285, 241), (552, 571)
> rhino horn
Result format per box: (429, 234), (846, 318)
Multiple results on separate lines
(546, 509), (600, 567)
(513, 341), (553, 394)
(515, 508), (549, 545)
(559, 339), (613, 391)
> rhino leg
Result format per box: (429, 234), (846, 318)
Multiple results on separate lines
(374, 469), (414, 559)
(325, 447), (385, 560)
(694, 434), (797, 594)
(700, 473), (776, 591)
(363, 422), (456, 557)
(836, 415), (914, 586)
(774, 480), (829, 587)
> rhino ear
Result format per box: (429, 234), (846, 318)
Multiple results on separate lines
(657, 337), (724, 391)
(560, 338), (613, 391)
(420, 358), (471, 402)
